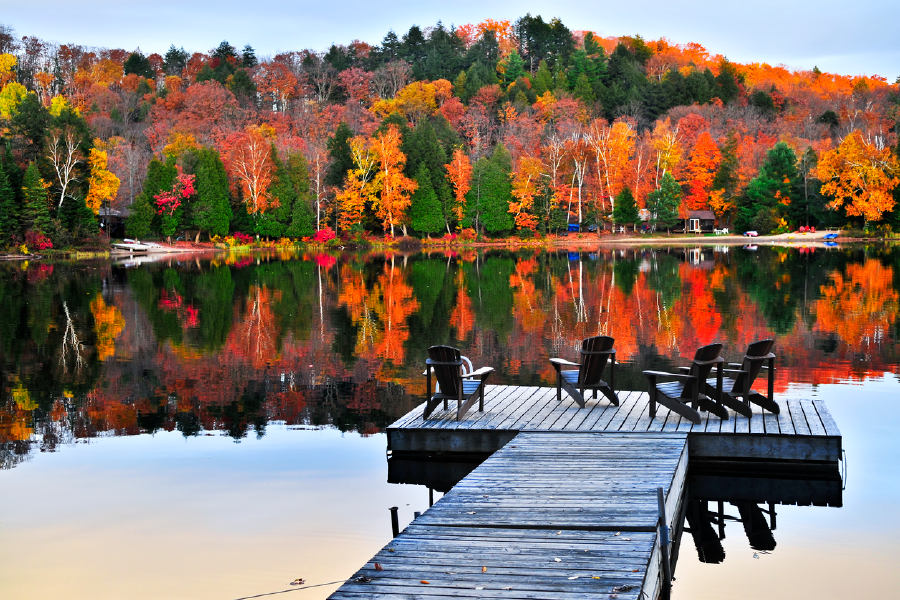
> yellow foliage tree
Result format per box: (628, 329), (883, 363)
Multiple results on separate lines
(817, 131), (900, 224)
(0, 53), (16, 87)
(85, 147), (121, 214)
(337, 136), (378, 231)
(49, 95), (78, 117)
(0, 82), (27, 118)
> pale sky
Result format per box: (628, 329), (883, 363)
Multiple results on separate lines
(2, 0), (898, 81)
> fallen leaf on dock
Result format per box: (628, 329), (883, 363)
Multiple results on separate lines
(467, 511), (477, 514)
(592, 576), (601, 580)
(421, 581), (430, 584)
(353, 577), (371, 583)
(482, 566), (487, 573)
(568, 576), (579, 580)
(289, 578), (305, 585)
(623, 538), (631, 541)
(445, 572), (457, 575)
(387, 548), (395, 552)
(632, 569), (639, 572)
(554, 558), (561, 562)
(475, 586), (485, 590)
(614, 532), (621, 536)
(556, 531), (562, 535)
(502, 586), (512, 590)
(374, 563), (384, 571)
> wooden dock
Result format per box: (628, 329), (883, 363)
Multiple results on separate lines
(330, 432), (688, 600)
(388, 387), (841, 463)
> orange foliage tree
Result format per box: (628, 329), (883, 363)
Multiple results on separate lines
(445, 148), (473, 226)
(509, 155), (543, 231)
(684, 131), (721, 211)
(817, 131), (900, 223)
(371, 125), (417, 236)
(337, 136), (378, 231)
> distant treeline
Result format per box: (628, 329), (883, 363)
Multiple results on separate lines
(0, 15), (898, 248)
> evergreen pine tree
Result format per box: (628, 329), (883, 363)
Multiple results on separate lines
(127, 158), (177, 239)
(284, 152), (315, 238)
(504, 50), (526, 83)
(0, 160), (18, 243)
(193, 147), (232, 239)
(532, 60), (553, 96)
(257, 145), (291, 239)
(735, 142), (801, 232)
(573, 73), (595, 103)
(326, 121), (355, 188)
(21, 162), (52, 235)
(647, 173), (682, 233)
(478, 144), (514, 235)
(612, 186), (640, 231)
(410, 165), (444, 236)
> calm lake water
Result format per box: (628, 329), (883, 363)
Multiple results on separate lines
(1, 244), (899, 599)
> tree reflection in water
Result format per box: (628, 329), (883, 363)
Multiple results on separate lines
(1, 244), (898, 467)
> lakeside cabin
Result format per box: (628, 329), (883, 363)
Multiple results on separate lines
(681, 210), (716, 234)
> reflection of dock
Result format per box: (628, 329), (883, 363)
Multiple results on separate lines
(332, 432), (687, 600)
(387, 388), (841, 463)
(331, 387), (842, 600)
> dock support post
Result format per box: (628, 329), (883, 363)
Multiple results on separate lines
(429, 487), (434, 507)
(657, 487), (672, 600)
(389, 506), (399, 538)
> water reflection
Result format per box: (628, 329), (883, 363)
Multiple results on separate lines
(1, 244), (899, 468)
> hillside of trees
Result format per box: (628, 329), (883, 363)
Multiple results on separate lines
(0, 16), (898, 248)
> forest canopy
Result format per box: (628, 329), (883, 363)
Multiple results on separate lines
(0, 15), (898, 247)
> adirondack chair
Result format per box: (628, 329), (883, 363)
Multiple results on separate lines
(423, 346), (494, 421)
(705, 339), (779, 416)
(643, 343), (729, 424)
(549, 336), (619, 408)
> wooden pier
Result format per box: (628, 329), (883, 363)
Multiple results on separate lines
(387, 387), (841, 463)
(330, 432), (687, 600)
(330, 386), (842, 599)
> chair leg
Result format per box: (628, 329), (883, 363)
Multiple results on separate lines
(556, 371), (562, 402)
(747, 392), (780, 414)
(598, 383), (620, 406)
(560, 377), (586, 408)
(656, 392), (702, 425)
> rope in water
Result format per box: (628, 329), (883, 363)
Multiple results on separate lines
(232, 579), (351, 600)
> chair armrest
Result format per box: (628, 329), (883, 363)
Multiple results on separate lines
(550, 358), (580, 367)
(728, 363), (743, 368)
(464, 366), (494, 379)
(677, 366), (691, 373)
(722, 368), (748, 374)
(643, 370), (696, 380)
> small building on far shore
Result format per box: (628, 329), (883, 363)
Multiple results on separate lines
(683, 210), (716, 234)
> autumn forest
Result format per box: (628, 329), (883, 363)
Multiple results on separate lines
(0, 16), (899, 250)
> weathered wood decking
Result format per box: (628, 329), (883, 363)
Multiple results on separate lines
(330, 432), (688, 600)
(388, 387), (841, 462)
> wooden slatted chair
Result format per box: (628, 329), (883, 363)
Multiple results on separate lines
(644, 343), (729, 425)
(705, 339), (779, 417)
(549, 335), (619, 409)
(423, 345), (494, 421)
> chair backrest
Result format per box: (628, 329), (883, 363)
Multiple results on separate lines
(578, 335), (615, 386)
(681, 343), (723, 398)
(428, 345), (463, 397)
(731, 339), (775, 392)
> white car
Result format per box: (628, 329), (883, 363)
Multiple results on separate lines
(744, 230), (759, 237)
